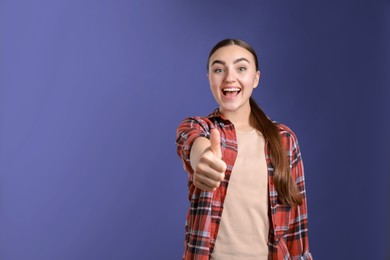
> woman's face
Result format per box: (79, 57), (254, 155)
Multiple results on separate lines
(208, 45), (260, 115)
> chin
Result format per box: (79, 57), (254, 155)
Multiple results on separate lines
(219, 99), (251, 113)
(219, 104), (241, 113)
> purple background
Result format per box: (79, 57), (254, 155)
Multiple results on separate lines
(1, 0), (389, 259)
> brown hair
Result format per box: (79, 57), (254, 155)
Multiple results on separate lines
(207, 39), (302, 205)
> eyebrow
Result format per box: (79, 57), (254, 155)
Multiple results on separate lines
(210, 57), (250, 66)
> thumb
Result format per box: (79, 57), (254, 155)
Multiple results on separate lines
(210, 128), (222, 158)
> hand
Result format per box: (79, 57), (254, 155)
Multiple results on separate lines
(193, 129), (227, 191)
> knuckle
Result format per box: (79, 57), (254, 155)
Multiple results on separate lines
(196, 163), (208, 174)
(198, 156), (211, 166)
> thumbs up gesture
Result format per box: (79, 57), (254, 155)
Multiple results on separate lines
(192, 129), (227, 191)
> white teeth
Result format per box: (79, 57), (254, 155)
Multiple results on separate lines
(223, 88), (240, 92)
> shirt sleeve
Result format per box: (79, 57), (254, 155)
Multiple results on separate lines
(286, 127), (313, 259)
(176, 117), (212, 174)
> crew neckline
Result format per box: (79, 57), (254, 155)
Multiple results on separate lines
(236, 128), (257, 135)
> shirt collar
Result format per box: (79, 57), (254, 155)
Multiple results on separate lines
(208, 108), (233, 125)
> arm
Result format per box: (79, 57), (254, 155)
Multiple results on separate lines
(287, 130), (312, 259)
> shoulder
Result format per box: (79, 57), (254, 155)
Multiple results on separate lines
(176, 116), (218, 142)
(177, 109), (223, 132)
(274, 122), (300, 150)
(177, 116), (214, 131)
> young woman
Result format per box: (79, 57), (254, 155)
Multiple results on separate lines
(176, 39), (312, 260)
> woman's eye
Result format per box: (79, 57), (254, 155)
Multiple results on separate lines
(238, 66), (247, 72)
(214, 68), (223, 73)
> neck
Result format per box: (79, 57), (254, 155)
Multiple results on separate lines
(220, 103), (253, 131)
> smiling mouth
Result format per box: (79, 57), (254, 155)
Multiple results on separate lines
(222, 87), (241, 97)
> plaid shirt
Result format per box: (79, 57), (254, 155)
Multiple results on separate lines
(176, 109), (312, 260)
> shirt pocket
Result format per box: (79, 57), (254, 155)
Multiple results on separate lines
(271, 204), (291, 239)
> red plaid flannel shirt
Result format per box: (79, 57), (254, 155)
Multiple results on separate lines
(176, 109), (312, 260)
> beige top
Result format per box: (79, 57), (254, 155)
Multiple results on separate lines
(211, 129), (269, 260)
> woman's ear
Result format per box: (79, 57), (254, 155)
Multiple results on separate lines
(253, 70), (260, 88)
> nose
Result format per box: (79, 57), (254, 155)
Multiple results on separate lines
(224, 68), (236, 83)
